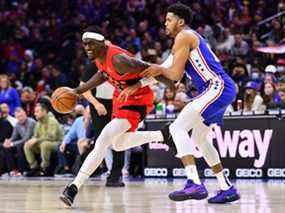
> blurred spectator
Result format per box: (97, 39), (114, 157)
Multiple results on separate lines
(55, 110), (88, 176)
(49, 65), (67, 91)
(2, 107), (36, 176)
(264, 65), (278, 84)
(267, 88), (285, 109)
(0, 74), (20, 115)
(174, 92), (189, 112)
(176, 83), (187, 93)
(0, 108), (13, 175)
(0, 103), (17, 127)
(24, 103), (63, 176)
(243, 81), (265, 112)
(230, 63), (249, 89)
(162, 88), (176, 114)
(216, 28), (235, 52)
(20, 86), (38, 117)
(267, 20), (284, 43)
(74, 104), (85, 117)
(262, 82), (280, 108)
(277, 76), (285, 91)
(230, 34), (249, 57)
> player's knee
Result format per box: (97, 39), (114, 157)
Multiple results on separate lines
(169, 120), (186, 134)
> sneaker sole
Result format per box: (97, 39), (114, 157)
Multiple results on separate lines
(59, 195), (72, 207)
(208, 193), (240, 204)
(169, 192), (208, 201)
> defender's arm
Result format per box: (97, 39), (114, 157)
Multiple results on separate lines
(112, 54), (175, 90)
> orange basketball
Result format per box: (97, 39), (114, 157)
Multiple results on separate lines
(51, 87), (78, 114)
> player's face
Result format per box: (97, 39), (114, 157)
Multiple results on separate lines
(82, 39), (103, 60)
(165, 13), (180, 37)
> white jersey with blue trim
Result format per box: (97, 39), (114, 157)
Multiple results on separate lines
(184, 29), (227, 92)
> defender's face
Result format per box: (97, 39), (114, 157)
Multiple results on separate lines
(82, 39), (103, 60)
(165, 13), (179, 37)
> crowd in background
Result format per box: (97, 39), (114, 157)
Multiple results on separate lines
(0, 0), (285, 176)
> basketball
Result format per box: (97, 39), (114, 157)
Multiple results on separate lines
(51, 87), (78, 114)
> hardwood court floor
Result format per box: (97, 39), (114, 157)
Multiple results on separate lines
(0, 178), (284, 213)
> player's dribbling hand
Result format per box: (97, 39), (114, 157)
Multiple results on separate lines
(141, 64), (163, 78)
(118, 84), (140, 102)
(94, 103), (107, 116)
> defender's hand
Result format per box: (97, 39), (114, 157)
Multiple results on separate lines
(118, 84), (141, 102)
(141, 64), (163, 78)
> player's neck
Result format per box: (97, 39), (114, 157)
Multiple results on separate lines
(97, 47), (108, 63)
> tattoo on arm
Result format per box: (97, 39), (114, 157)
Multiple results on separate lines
(112, 54), (150, 74)
(75, 72), (107, 94)
(112, 54), (175, 90)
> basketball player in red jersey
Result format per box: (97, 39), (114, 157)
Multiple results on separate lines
(60, 26), (175, 206)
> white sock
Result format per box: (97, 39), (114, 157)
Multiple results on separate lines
(72, 170), (90, 189)
(185, 165), (201, 184)
(216, 170), (232, 190)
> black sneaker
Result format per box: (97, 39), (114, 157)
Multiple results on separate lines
(106, 177), (125, 187)
(55, 167), (73, 177)
(160, 122), (177, 155)
(54, 166), (64, 175)
(25, 168), (40, 177)
(60, 184), (78, 206)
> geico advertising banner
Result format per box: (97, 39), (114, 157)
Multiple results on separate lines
(144, 117), (285, 178)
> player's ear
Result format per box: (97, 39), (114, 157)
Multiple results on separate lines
(104, 40), (111, 45)
(178, 19), (185, 27)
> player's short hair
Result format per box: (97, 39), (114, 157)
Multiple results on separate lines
(83, 25), (102, 34)
(167, 3), (193, 25)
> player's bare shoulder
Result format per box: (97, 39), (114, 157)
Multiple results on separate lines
(173, 30), (199, 52)
(112, 53), (129, 74)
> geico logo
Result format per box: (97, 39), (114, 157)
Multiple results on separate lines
(204, 168), (230, 177)
(268, 168), (285, 177)
(236, 168), (263, 177)
(173, 168), (186, 177)
(144, 168), (168, 177)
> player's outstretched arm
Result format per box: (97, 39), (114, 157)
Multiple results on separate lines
(112, 54), (175, 90)
(74, 72), (107, 94)
(141, 31), (198, 81)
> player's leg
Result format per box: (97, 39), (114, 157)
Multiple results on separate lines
(193, 121), (240, 203)
(60, 118), (131, 206)
(163, 102), (208, 201)
(168, 79), (230, 201)
(192, 115), (240, 203)
(111, 130), (164, 151)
